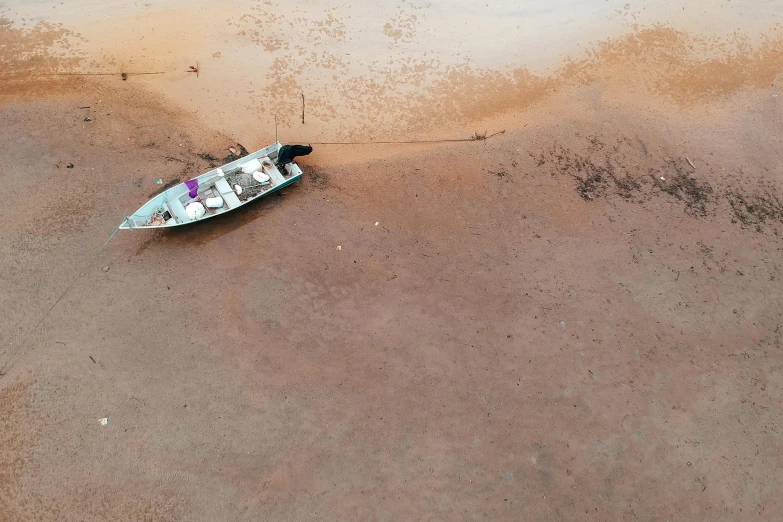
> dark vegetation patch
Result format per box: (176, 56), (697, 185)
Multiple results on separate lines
(305, 166), (329, 187)
(197, 153), (218, 163)
(727, 191), (783, 228)
(534, 136), (780, 231)
(223, 144), (250, 162)
(650, 160), (713, 217)
(194, 144), (250, 167)
(539, 143), (643, 202)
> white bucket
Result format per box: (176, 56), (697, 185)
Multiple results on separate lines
(253, 171), (271, 184)
(185, 202), (206, 220)
(205, 196), (224, 208)
(241, 159), (262, 174)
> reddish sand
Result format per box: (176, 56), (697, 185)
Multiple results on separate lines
(1, 3), (783, 521)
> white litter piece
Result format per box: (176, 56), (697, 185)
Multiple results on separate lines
(234, 184), (243, 195)
(241, 158), (263, 174)
(375, 222), (380, 226)
(155, 179), (163, 184)
(660, 177), (666, 181)
(337, 245), (342, 251)
(99, 417), (109, 426)
(185, 202), (206, 220)
(253, 171), (271, 184)
(205, 196), (224, 208)
(216, 167), (225, 177)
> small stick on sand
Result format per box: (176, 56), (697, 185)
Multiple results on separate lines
(302, 93), (305, 124)
(686, 157), (696, 170)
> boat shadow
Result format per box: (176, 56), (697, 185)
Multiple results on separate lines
(132, 190), (292, 256)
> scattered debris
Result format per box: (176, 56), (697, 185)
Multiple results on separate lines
(197, 153), (218, 163)
(66, 163), (74, 168)
(471, 131), (488, 141)
(121, 72), (127, 81)
(155, 179), (163, 184)
(187, 62), (200, 78)
(302, 93), (306, 124)
(375, 222), (380, 226)
(337, 245), (342, 251)
(99, 417), (109, 426)
(535, 136), (777, 229)
(84, 116), (92, 122)
(727, 190), (783, 228)
(229, 147), (237, 155)
(657, 168), (713, 217)
(89, 356), (96, 364)
(79, 106), (91, 109)
(102, 266), (110, 272)
(149, 179), (180, 198)
(307, 166), (330, 187)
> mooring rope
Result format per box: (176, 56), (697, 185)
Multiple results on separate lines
(310, 130), (505, 145)
(0, 224), (122, 377)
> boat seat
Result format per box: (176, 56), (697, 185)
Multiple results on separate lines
(265, 163), (287, 185)
(214, 178), (242, 209)
(167, 198), (190, 222)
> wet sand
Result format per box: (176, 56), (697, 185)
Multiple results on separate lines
(1, 1), (783, 520)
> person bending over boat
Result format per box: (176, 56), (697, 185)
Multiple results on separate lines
(277, 144), (312, 168)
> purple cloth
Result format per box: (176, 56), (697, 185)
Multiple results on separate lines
(185, 179), (198, 198)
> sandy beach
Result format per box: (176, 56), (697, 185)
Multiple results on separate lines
(1, 1), (782, 520)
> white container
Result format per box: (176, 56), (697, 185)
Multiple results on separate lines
(205, 196), (224, 208)
(253, 171), (271, 184)
(185, 202), (206, 220)
(241, 159), (262, 174)
(234, 184), (243, 195)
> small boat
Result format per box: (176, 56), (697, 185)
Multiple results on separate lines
(120, 142), (303, 229)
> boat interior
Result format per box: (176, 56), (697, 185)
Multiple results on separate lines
(123, 144), (302, 228)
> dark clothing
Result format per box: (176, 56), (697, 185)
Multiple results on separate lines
(277, 144), (312, 166)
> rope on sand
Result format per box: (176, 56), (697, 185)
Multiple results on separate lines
(0, 71), (166, 77)
(311, 130), (506, 145)
(0, 224), (122, 378)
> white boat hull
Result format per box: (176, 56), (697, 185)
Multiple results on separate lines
(120, 142), (302, 230)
